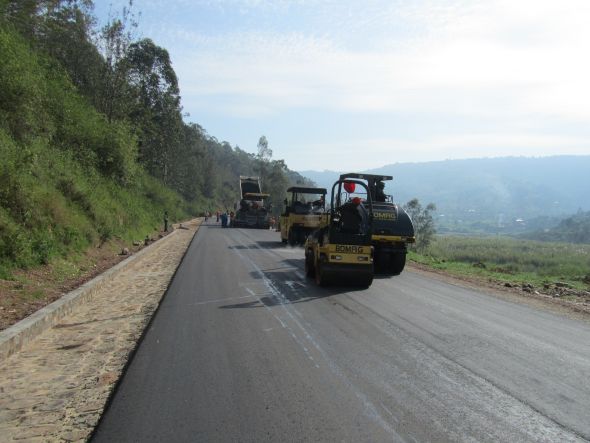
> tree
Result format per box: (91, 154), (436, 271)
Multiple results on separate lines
(404, 198), (437, 252)
(125, 38), (181, 183)
(95, 1), (138, 123)
(1, 0), (103, 104)
(265, 159), (289, 216)
(256, 135), (272, 187)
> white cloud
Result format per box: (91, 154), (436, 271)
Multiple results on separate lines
(170, 0), (590, 122)
(110, 0), (590, 168)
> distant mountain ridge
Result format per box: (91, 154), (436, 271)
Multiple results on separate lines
(299, 156), (590, 233)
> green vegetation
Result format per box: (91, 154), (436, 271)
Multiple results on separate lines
(0, 1), (308, 279)
(0, 22), (186, 277)
(0, 126), (190, 277)
(403, 198), (436, 251)
(522, 211), (590, 244)
(410, 235), (590, 290)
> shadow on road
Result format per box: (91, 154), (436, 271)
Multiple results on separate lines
(226, 240), (303, 250)
(219, 258), (369, 310)
(255, 240), (302, 250)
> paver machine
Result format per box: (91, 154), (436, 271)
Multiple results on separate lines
(280, 186), (328, 245)
(304, 177), (375, 287)
(232, 176), (271, 229)
(339, 173), (415, 275)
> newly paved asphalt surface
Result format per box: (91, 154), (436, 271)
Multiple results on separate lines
(92, 224), (590, 442)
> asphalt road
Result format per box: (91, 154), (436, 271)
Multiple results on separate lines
(92, 224), (590, 442)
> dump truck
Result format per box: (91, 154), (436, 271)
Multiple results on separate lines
(232, 176), (271, 229)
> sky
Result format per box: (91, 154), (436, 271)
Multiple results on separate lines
(94, 0), (590, 172)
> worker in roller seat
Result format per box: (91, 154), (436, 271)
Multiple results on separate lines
(338, 197), (365, 234)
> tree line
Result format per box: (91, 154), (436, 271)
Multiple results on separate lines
(1, 0), (309, 212)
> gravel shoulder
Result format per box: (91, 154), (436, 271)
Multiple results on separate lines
(0, 219), (200, 442)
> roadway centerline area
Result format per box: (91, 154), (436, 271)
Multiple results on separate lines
(92, 225), (590, 443)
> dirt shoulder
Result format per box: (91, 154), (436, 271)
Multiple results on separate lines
(407, 261), (590, 321)
(0, 225), (182, 331)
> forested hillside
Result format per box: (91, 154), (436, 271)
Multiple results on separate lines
(0, 0), (310, 277)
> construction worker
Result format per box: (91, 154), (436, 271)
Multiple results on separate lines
(375, 180), (386, 202)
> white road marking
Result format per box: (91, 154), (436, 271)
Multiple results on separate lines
(192, 295), (255, 306)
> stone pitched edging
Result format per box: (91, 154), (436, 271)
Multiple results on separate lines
(0, 229), (182, 362)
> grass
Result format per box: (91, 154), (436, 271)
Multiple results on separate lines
(0, 136), (194, 278)
(409, 235), (590, 290)
(25, 289), (45, 301)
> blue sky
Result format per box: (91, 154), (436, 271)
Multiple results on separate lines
(94, 0), (590, 171)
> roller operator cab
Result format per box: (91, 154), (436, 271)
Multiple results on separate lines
(339, 173), (415, 275)
(304, 178), (375, 288)
(280, 187), (328, 245)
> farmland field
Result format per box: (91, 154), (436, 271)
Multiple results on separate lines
(409, 236), (590, 290)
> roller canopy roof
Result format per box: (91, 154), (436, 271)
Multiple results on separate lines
(339, 173), (393, 181)
(286, 187), (327, 194)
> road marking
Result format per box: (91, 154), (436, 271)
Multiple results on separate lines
(285, 280), (307, 290)
(232, 229), (307, 283)
(192, 295), (255, 306)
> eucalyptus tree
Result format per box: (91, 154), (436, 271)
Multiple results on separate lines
(125, 38), (182, 184)
(404, 198), (437, 252)
(96, 1), (138, 123)
(256, 135), (272, 187)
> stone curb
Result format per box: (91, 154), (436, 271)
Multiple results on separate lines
(0, 228), (182, 362)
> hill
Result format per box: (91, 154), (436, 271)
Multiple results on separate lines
(0, 2), (309, 279)
(300, 156), (590, 234)
(0, 20), (193, 278)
